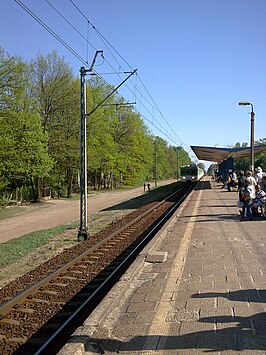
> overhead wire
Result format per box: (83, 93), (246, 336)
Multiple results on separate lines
(14, 0), (116, 94)
(66, 0), (192, 152)
(15, 0), (88, 67)
(16, 0), (193, 160)
(44, 0), (136, 105)
(44, 0), (98, 55)
(135, 74), (191, 151)
(69, 0), (133, 70)
(68, 1), (188, 148)
(69, 0), (138, 104)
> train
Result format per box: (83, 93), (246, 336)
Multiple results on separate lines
(179, 163), (204, 185)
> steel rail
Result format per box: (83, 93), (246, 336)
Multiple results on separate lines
(35, 186), (192, 354)
(0, 190), (179, 315)
(0, 186), (191, 354)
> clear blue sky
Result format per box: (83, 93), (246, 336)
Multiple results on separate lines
(1, 0), (266, 166)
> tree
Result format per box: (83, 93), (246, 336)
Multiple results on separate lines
(30, 51), (74, 131)
(254, 138), (266, 172)
(0, 49), (53, 202)
(234, 140), (266, 173)
(176, 146), (191, 177)
(85, 78), (155, 188)
(46, 78), (80, 197)
(0, 48), (27, 110)
(167, 146), (179, 178)
(84, 78), (119, 189)
(112, 109), (153, 185)
(29, 51), (79, 197)
(1, 47), (196, 202)
(153, 136), (172, 181)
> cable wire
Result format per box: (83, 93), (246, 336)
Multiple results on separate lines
(15, 0), (194, 161)
(15, 0), (89, 67)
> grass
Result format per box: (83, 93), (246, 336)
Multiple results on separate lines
(0, 210), (130, 286)
(0, 181), (178, 285)
(0, 222), (78, 268)
(0, 209), (129, 271)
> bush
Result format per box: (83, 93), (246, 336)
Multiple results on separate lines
(0, 194), (10, 209)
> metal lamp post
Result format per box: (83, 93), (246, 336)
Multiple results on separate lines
(238, 101), (255, 173)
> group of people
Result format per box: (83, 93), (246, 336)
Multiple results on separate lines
(143, 182), (151, 192)
(234, 167), (266, 221)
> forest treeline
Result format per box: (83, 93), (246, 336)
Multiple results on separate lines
(0, 48), (191, 206)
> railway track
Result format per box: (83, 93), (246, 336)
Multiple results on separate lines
(0, 186), (192, 354)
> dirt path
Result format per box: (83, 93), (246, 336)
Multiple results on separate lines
(0, 180), (176, 244)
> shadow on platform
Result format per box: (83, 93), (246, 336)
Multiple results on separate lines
(192, 289), (266, 303)
(69, 311), (266, 352)
(194, 180), (212, 190)
(182, 212), (265, 223)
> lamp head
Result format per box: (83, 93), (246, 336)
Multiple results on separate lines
(239, 101), (251, 106)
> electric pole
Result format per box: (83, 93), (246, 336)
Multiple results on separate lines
(78, 66), (88, 241)
(154, 139), (157, 187)
(77, 56), (136, 241)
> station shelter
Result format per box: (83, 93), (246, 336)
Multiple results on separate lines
(191, 145), (266, 181)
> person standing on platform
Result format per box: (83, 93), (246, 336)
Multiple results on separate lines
(254, 167), (264, 184)
(241, 179), (255, 221)
(237, 171), (246, 213)
(246, 170), (257, 188)
(238, 171), (246, 192)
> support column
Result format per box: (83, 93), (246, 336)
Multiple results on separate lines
(78, 67), (88, 241)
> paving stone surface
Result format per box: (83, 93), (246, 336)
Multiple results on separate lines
(58, 178), (266, 354)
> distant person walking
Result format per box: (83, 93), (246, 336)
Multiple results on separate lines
(147, 183), (151, 192)
(143, 183), (146, 192)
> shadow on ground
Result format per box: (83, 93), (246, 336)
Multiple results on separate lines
(68, 288), (266, 353)
(101, 182), (179, 211)
(194, 180), (212, 190)
(69, 311), (266, 353)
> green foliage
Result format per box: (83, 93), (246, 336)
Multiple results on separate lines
(176, 146), (191, 177)
(0, 49), (53, 200)
(234, 139), (266, 173)
(2, 47), (264, 202)
(0, 48), (191, 201)
(29, 52), (78, 197)
(255, 138), (266, 171)
(0, 110), (53, 188)
(0, 223), (78, 267)
(0, 193), (10, 209)
(0, 48), (28, 109)
(29, 50), (74, 130)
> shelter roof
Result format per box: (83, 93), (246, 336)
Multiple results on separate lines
(191, 145), (266, 163)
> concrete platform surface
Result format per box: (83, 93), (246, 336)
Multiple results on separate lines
(58, 178), (266, 354)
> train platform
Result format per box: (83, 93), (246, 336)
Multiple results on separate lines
(59, 177), (266, 354)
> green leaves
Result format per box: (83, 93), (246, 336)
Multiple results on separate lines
(0, 110), (52, 188)
(0, 48), (189, 202)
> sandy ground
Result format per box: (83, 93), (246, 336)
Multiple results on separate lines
(0, 180), (176, 244)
